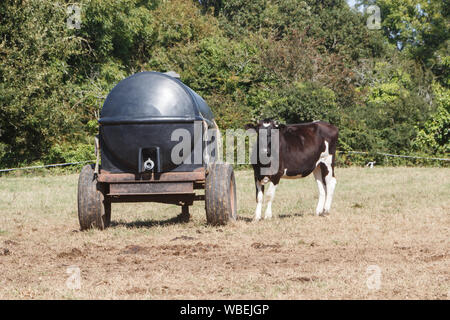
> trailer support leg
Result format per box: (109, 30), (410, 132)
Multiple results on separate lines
(180, 204), (190, 222)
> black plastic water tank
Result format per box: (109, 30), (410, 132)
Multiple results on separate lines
(99, 71), (215, 173)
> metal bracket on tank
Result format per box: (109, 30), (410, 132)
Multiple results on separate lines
(94, 135), (100, 177)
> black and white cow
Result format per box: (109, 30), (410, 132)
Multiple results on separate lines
(245, 119), (338, 220)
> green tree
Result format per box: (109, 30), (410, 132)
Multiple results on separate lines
(0, 1), (86, 166)
(413, 83), (450, 155)
(359, 0), (450, 86)
(0, 0), (447, 169)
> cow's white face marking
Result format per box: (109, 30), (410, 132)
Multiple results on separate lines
(263, 122), (271, 127)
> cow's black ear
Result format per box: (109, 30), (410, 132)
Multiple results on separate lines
(245, 123), (256, 130)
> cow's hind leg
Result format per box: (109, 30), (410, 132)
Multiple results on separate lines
(323, 156), (337, 215)
(264, 182), (277, 220)
(254, 180), (264, 221)
(313, 166), (326, 216)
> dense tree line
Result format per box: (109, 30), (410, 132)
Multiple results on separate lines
(0, 0), (448, 168)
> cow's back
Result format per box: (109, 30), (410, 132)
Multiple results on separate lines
(279, 121), (338, 178)
(315, 121), (338, 154)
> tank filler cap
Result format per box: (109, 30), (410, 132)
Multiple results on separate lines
(163, 71), (180, 79)
(143, 158), (155, 171)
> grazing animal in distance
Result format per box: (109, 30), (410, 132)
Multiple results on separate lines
(245, 119), (338, 221)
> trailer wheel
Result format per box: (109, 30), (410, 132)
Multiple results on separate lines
(77, 164), (111, 230)
(205, 163), (237, 225)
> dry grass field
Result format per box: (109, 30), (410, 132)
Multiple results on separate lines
(0, 167), (449, 300)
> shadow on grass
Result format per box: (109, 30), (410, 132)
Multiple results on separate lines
(111, 212), (305, 229)
(237, 216), (253, 222)
(278, 213), (304, 219)
(236, 213), (304, 222)
(110, 212), (190, 229)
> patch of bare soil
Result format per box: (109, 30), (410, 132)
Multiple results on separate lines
(0, 248), (11, 256)
(251, 242), (282, 251)
(57, 248), (85, 259)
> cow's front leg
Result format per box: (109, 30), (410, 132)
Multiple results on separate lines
(264, 182), (277, 220)
(254, 180), (264, 221)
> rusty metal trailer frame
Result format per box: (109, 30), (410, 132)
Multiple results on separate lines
(78, 162), (236, 230)
(98, 168), (206, 210)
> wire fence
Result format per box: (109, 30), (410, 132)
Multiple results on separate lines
(0, 160), (95, 173)
(338, 151), (450, 162)
(0, 150), (448, 173)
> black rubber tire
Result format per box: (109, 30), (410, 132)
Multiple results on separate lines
(205, 163), (237, 225)
(77, 164), (111, 231)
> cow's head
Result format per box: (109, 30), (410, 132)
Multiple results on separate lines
(245, 119), (283, 176)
